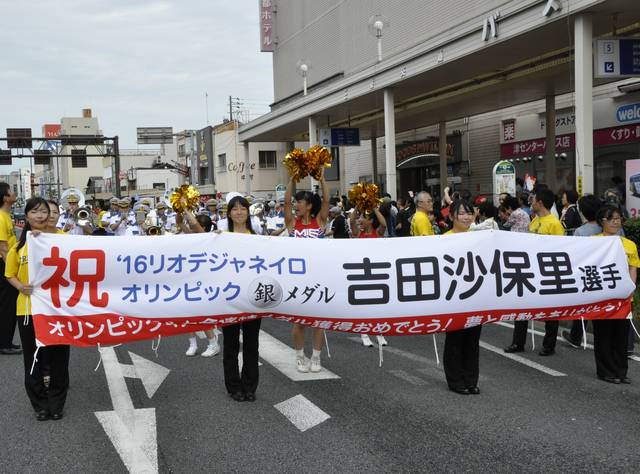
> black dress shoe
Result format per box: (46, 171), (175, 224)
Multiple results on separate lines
(10, 343), (21, 350)
(450, 387), (470, 395)
(50, 412), (64, 421)
(538, 348), (555, 356)
(229, 391), (245, 402)
(504, 344), (524, 353)
(467, 386), (480, 395)
(244, 393), (256, 402)
(620, 377), (631, 384)
(36, 410), (49, 421)
(599, 376), (621, 384)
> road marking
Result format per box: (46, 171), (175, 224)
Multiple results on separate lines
(388, 369), (428, 385)
(495, 321), (595, 349)
(96, 346), (170, 474)
(630, 355), (640, 363)
(479, 341), (567, 376)
(259, 331), (340, 381)
(274, 395), (330, 432)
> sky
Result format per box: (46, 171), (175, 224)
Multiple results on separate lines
(0, 0), (273, 169)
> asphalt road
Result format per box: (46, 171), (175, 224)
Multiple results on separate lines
(1, 319), (639, 473)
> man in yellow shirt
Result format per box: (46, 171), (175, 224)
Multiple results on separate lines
(530, 188), (565, 357)
(0, 182), (20, 354)
(410, 191), (435, 236)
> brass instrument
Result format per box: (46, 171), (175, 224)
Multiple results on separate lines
(144, 214), (162, 236)
(73, 206), (94, 227)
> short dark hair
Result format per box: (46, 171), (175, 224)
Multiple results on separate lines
(0, 182), (11, 204)
(577, 195), (602, 222)
(477, 201), (498, 219)
(503, 196), (520, 211)
(534, 188), (555, 211)
(449, 199), (474, 218)
(564, 190), (579, 205)
(596, 205), (621, 227)
(196, 214), (213, 232)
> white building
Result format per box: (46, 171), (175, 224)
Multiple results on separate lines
(240, 0), (640, 200)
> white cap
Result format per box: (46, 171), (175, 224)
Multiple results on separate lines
(225, 192), (243, 204)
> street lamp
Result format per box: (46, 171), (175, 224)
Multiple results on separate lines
(368, 15), (390, 62)
(296, 60), (310, 96)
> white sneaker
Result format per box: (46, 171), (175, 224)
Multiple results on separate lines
(201, 343), (220, 357)
(296, 356), (310, 373)
(310, 357), (322, 373)
(185, 345), (197, 357)
(361, 334), (374, 347)
(376, 336), (388, 346)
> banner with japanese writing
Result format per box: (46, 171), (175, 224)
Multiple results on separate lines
(27, 231), (634, 347)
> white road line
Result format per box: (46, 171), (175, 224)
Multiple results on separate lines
(479, 341), (567, 376)
(495, 321), (595, 349)
(388, 369), (428, 386)
(259, 331), (340, 381)
(274, 395), (330, 432)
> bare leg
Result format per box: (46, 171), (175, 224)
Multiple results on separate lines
(292, 324), (305, 350)
(312, 328), (324, 351)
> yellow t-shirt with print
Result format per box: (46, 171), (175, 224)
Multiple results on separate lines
(4, 242), (30, 315)
(410, 210), (434, 236)
(529, 214), (564, 236)
(0, 209), (16, 256)
(597, 234), (640, 268)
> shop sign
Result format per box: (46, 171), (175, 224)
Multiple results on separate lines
(594, 124), (640, 146)
(396, 136), (462, 163)
(502, 119), (516, 141)
(626, 159), (640, 218)
(259, 0), (274, 52)
(500, 134), (574, 157)
(492, 161), (516, 206)
(616, 103), (640, 124)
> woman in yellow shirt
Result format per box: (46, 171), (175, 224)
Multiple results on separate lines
(221, 195), (261, 402)
(442, 201), (482, 395)
(46, 200), (65, 234)
(593, 205), (638, 384)
(5, 197), (70, 421)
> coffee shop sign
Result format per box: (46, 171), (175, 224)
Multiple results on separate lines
(227, 162), (256, 173)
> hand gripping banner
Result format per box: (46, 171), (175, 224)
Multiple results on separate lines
(27, 231), (635, 346)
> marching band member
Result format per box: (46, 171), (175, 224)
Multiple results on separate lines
(284, 169), (330, 373)
(154, 202), (175, 234)
(442, 200), (481, 395)
(101, 198), (119, 234)
(125, 203), (149, 236)
(6, 197), (70, 420)
(109, 198), (133, 236)
(56, 191), (92, 235)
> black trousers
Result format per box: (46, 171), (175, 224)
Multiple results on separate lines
(17, 316), (70, 413)
(0, 259), (18, 348)
(511, 321), (528, 347)
(222, 319), (261, 394)
(443, 326), (481, 390)
(592, 319), (629, 379)
(542, 320), (559, 351)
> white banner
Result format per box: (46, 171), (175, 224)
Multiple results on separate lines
(27, 231), (634, 346)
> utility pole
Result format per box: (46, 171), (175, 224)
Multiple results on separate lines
(229, 96), (242, 122)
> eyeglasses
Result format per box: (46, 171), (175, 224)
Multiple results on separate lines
(604, 216), (622, 222)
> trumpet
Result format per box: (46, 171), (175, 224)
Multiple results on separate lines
(73, 206), (94, 227)
(144, 214), (162, 236)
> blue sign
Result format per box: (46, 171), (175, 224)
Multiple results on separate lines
(617, 103), (640, 124)
(620, 39), (640, 76)
(330, 128), (360, 146)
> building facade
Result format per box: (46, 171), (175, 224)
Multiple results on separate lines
(240, 0), (640, 201)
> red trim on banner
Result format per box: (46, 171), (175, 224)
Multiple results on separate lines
(33, 298), (631, 347)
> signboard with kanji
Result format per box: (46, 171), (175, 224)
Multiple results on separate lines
(259, 0), (274, 52)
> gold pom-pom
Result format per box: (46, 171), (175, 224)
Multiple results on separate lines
(170, 185), (200, 213)
(283, 146), (332, 182)
(306, 145), (332, 180)
(348, 182), (382, 215)
(283, 148), (307, 183)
